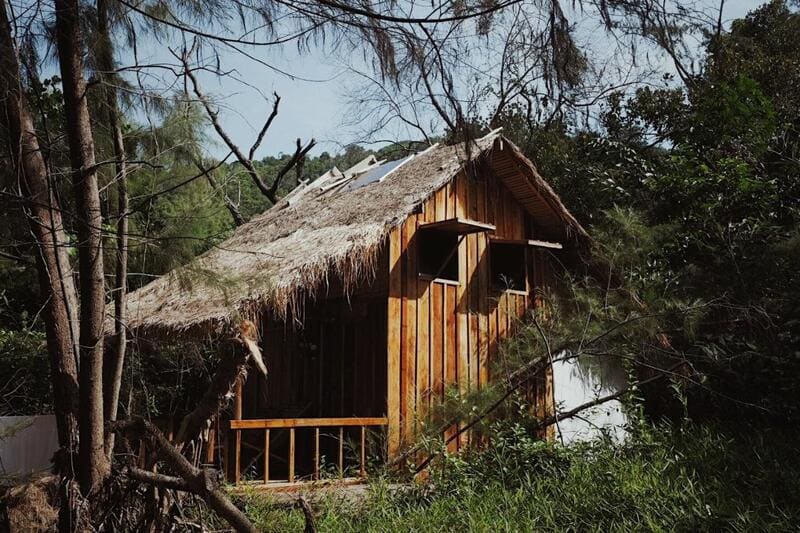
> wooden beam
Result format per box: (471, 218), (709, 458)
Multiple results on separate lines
(419, 217), (496, 234)
(230, 417), (388, 430)
(489, 237), (563, 249)
(360, 426), (366, 479)
(288, 428), (295, 483)
(314, 427), (320, 480)
(338, 427), (344, 478)
(234, 430), (241, 484)
(263, 429), (270, 483)
(387, 227), (402, 458)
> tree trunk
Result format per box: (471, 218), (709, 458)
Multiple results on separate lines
(0, 0), (80, 462)
(54, 0), (110, 494)
(96, 0), (129, 461)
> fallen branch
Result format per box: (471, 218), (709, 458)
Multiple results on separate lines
(297, 495), (317, 533)
(126, 467), (190, 492)
(173, 320), (266, 449)
(111, 417), (258, 533)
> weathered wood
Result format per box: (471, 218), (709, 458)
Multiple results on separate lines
(314, 427), (320, 480)
(264, 429), (270, 483)
(444, 286), (458, 453)
(418, 217), (495, 234)
(401, 215), (416, 446)
(234, 430), (241, 484)
(288, 428), (295, 483)
(489, 237), (563, 249)
(360, 426), (366, 478)
(206, 427), (216, 464)
(230, 417), (388, 429)
(338, 427), (344, 477)
(417, 272), (430, 426)
(432, 283), (444, 402)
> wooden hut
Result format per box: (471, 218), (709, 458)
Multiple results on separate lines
(118, 131), (589, 486)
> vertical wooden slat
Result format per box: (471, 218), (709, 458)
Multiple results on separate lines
(288, 428), (295, 483)
(314, 427), (320, 480)
(263, 429), (270, 483)
(338, 427), (344, 477)
(468, 239), (479, 395)
(476, 174), (490, 392)
(488, 295), (498, 384)
(205, 427), (216, 464)
(445, 286), (458, 453)
(432, 283), (444, 403)
(418, 197), (432, 427)
(455, 171), (466, 217)
(416, 278), (430, 427)
(234, 376), (243, 419)
(401, 216), (416, 447)
(497, 292), (507, 345)
(446, 181), (455, 219)
(435, 187), (446, 221)
(231, 376), (243, 484)
(506, 291), (514, 334)
(360, 426), (366, 478)
(234, 430), (241, 484)
(456, 176), (469, 449)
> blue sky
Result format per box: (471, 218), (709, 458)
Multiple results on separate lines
(141, 0), (767, 160)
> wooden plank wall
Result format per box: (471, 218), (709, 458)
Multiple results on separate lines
(387, 171), (555, 456)
(248, 296), (387, 421)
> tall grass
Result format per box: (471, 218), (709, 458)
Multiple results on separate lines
(235, 422), (800, 532)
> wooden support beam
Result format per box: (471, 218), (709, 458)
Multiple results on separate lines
(314, 427), (320, 480)
(288, 428), (295, 483)
(419, 217), (496, 234)
(234, 430), (241, 484)
(338, 427), (344, 478)
(360, 426), (366, 478)
(488, 237), (563, 249)
(263, 429), (270, 483)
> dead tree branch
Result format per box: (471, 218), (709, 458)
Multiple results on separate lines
(177, 46), (315, 204)
(173, 320), (266, 450)
(111, 418), (257, 533)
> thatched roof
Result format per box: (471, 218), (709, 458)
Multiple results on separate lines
(113, 133), (587, 338)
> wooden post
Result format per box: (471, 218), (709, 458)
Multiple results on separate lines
(224, 374), (245, 483)
(387, 228), (402, 459)
(288, 428), (295, 483)
(234, 430), (241, 484)
(314, 427), (320, 480)
(234, 375), (243, 419)
(360, 426), (366, 478)
(263, 429), (270, 483)
(338, 427), (344, 478)
(205, 427), (216, 464)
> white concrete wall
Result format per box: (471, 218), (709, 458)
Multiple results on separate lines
(552, 358), (628, 443)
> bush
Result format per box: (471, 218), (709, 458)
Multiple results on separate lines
(236, 422), (800, 532)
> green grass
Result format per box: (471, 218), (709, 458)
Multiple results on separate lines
(233, 422), (800, 532)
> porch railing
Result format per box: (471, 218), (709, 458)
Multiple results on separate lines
(228, 417), (388, 484)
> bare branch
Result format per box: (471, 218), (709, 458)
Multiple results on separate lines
(249, 92), (281, 161)
(267, 137), (317, 201)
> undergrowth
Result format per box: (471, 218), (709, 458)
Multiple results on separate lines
(234, 422), (800, 532)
